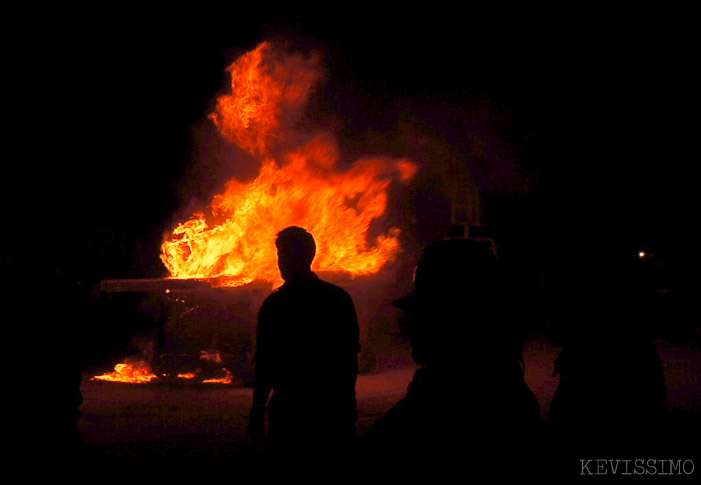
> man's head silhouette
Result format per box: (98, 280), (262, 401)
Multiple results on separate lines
(275, 226), (316, 281)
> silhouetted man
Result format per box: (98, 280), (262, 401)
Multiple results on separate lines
(360, 238), (544, 479)
(247, 226), (360, 464)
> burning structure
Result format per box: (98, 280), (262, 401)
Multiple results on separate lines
(93, 40), (497, 386)
(89, 37), (513, 389)
(94, 41), (438, 384)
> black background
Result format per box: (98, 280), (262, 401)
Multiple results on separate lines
(8, 7), (691, 336)
(10, 9), (690, 278)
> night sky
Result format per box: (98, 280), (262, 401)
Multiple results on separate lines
(10, 8), (688, 294)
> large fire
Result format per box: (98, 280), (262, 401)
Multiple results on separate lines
(160, 42), (417, 287)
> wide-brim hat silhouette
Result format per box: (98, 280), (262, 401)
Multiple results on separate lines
(393, 238), (499, 310)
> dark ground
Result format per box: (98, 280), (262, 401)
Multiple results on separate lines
(70, 334), (700, 479)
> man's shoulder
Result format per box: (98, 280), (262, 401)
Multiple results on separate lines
(313, 276), (345, 290)
(277, 275), (350, 296)
(313, 278), (354, 300)
(261, 276), (354, 308)
(259, 286), (287, 310)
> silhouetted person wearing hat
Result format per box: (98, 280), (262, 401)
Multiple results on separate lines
(360, 238), (544, 478)
(247, 226), (360, 468)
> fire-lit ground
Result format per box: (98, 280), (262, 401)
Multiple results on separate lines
(75, 336), (700, 470)
(77, 339), (417, 467)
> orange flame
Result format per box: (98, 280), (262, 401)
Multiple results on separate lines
(202, 368), (233, 384)
(161, 42), (417, 286)
(92, 361), (158, 384)
(92, 352), (234, 384)
(209, 41), (321, 156)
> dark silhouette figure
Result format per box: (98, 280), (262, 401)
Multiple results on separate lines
(548, 240), (669, 477)
(360, 238), (544, 478)
(247, 226), (360, 467)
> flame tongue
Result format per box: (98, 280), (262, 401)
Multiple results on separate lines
(161, 42), (417, 287)
(209, 41), (321, 157)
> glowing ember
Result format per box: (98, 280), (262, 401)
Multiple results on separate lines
(160, 42), (417, 287)
(203, 368), (234, 384)
(200, 350), (223, 363)
(92, 361), (158, 384)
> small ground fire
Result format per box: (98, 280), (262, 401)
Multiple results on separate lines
(93, 351), (234, 385)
